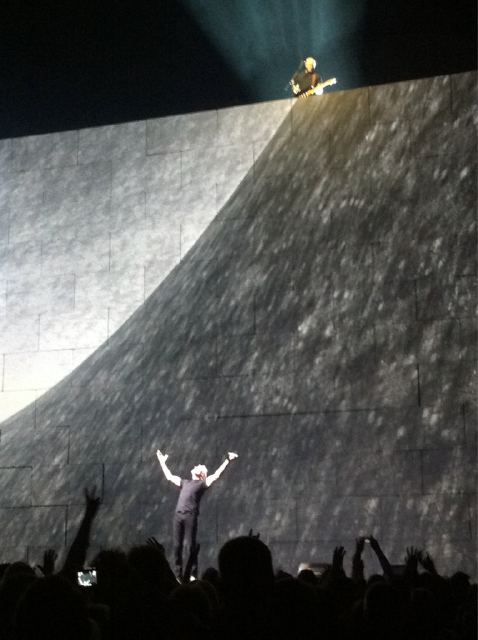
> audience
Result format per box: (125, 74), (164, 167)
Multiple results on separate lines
(0, 488), (475, 639)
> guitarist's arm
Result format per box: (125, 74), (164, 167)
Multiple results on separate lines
(300, 77), (337, 98)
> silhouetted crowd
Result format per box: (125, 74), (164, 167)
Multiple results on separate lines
(0, 488), (475, 639)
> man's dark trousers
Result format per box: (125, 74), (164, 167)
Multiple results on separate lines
(173, 510), (198, 578)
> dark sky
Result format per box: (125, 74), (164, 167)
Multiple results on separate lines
(0, 0), (476, 138)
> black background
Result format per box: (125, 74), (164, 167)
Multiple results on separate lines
(1, 0), (476, 138)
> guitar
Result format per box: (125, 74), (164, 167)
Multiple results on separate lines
(292, 77), (337, 99)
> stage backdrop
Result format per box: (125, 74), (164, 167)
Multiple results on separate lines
(0, 72), (476, 576)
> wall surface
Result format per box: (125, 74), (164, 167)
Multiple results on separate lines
(0, 101), (291, 422)
(0, 72), (476, 576)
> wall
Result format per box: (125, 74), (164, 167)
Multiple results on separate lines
(0, 72), (476, 576)
(0, 100), (291, 422)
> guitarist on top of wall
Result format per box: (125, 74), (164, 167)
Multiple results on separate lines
(290, 56), (337, 98)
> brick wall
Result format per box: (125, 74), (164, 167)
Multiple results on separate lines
(0, 72), (476, 576)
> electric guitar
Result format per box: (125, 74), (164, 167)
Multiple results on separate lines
(291, 77), (337, 98)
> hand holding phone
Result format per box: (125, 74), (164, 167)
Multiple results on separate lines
(77, 569), (97, 587)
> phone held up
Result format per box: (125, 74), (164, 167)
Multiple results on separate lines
(77, 568), (97, 587)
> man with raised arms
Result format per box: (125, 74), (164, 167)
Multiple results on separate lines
(156, 449), (239, 580)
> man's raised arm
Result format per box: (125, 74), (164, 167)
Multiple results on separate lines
(206, 452), (238, 487)
(156, 449), (181, 486)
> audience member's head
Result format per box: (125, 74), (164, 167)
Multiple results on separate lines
(0, 532), (473, 640)
(0, 572), (37, 639)
(201, 566), (221, 591)
(218, 536), (274, 601)
(363, 581), (402, 627)
(2, 562), (35, 581)
(405, 586), (439, 636)
(128, 544), (177, 597)
(297, 568), (319, 586)
(270, 576), (322, 637)
(13, 575), (92, 640)
(169, 581), (213, 628)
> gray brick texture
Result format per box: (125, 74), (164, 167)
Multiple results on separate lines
(0, 72), (476, 577)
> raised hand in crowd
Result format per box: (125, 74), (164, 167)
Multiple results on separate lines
(405, 545), (422, 580)
(352, 537), (365, 583)
(368, 535), (394, 579)
(332, 545), (346, 576)
(61, 485), (101, 583)
(84, 485), (101, 518)
(419, 551), (438, 575)
(146, 536), (166, 554)
(0, 517), (475, 640)
(36, 549), (57, 577)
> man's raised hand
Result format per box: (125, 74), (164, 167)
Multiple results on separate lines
(227, 452), (238, 461)
(156, 450), (181, 485)
(157, 449), (168, 463)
